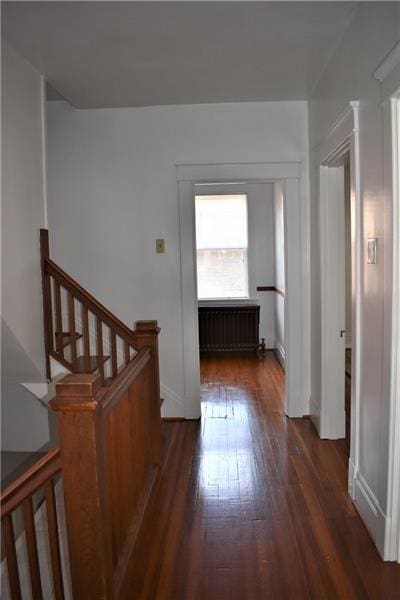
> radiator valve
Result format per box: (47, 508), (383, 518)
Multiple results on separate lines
(258, 338), (267, 355)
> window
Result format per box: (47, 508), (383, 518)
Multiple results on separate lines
(195, 194), (249, 299)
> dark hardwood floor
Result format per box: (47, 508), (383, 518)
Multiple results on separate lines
(122, 352), (400, 599)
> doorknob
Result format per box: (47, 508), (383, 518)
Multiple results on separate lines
(340, 330), (346, 338)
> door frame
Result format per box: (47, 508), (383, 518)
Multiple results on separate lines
(381, 89), (400, 562)
(375, 42), (400, 561)
(317, 103), (362, 469)
(176, 161), (309, 420)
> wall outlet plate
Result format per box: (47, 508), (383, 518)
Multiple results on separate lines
(156, 238), (165, 253)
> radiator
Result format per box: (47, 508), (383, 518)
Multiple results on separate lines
(198, 305), (260, 351)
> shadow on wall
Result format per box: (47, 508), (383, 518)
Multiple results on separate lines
(2, 319), (46, 384)
(1, 319), (56, 452)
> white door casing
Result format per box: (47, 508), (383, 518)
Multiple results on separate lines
(375, 41), (400, 561)
(381, 90), (400, 561)
(316, 102), (361, 460)
(177, 161), (309, 420)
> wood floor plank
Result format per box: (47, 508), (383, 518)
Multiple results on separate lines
(121, 352), (400, 599)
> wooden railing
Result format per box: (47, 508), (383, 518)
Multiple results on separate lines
(1, 324), (161, 598)
(0, 448), (68, 599)
(49, 327), (161, 598)
(2, 328), (161, 599)
(0, 229), (163, 597)
(40, 229), (140, 383)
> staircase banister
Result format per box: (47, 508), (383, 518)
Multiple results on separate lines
(0, 448), (61, 517)
(49, 332), (161, 597)
(100, 347), (151, 413)
(44, 257), (139, 350)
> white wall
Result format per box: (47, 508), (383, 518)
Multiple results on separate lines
(248, 183), (275, 347)
(1, 385), (51, 452)
(1, 41), (49, 450)
(46, 100), (309, 417)
(308, 2), (400, 555)
(273, 182), (285, 364)
(196, 182), (276, 348)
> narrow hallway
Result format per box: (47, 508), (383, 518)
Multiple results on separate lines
(123, 354), (400, 599)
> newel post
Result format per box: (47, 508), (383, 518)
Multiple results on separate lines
(40, 229), (53, 380)
(50, 374), (112, 599)
(133, 320), (162, 463)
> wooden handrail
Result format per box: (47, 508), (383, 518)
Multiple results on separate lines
(45, 258), (139, 350)
(1, 447), (61, 516)
(40, 229), (155, 386)
(1, 447), (66, 599)
(101, 347), (151, 413)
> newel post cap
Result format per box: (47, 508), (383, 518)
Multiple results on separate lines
(50, 374), (101, 411)
(134, 320), (161, 335)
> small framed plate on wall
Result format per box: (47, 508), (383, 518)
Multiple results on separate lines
(367, 238), (377, 264)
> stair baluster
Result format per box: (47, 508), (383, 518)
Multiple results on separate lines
(40, 229), (143, 385)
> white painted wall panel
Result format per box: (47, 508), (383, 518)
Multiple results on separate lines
(308, 1), (400, 551)
(247, 183), (275, 348)
(1, 42), (49, 450)
(46, 100), (309, 416)
(1, 42), (47, 376)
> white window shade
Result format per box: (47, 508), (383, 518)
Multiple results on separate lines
(195, 194), (249, 299)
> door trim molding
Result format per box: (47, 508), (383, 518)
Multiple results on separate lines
(382, 91), (400, 562)
(177, 161), (309, 419)
(315, 102), (361, 458)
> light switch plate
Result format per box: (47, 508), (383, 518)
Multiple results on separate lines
(156, 239), (165, 253)
(367, 238), (377, 264)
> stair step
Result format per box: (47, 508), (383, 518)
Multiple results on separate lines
(55, 332), (83, 349)
(75, 355), (109, 374)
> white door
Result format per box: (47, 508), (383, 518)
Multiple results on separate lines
(320, 165), (346, 439)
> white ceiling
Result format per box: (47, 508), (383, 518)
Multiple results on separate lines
(3, 1), (360, 108)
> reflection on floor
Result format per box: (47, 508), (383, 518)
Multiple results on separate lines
(122, 352), (400, 599)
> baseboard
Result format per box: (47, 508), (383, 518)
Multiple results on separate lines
(308, 396), (321, 435)
(274, 342), (285, 369)
(348, 457), (356, 499)
(351, 466), (387, 558)
(160, 383), (185, 419)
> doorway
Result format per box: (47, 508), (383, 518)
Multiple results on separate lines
(177, 161), (308, 421)
(344, 156), (352, 456)
(193, 184), (275, 359)
(318, 102), (361, 496)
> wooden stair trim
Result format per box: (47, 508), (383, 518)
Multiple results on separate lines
(50, 351), (110, 375)
(75, 355), (110, 374)
(50, 350), (75, 373)
(55, 331), (83, 349)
